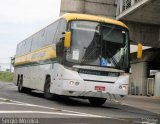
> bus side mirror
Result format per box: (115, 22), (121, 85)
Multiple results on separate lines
(64, 31), (71, 48)
(137, 43), (142, 59)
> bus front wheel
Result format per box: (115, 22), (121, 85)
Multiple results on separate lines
(44, 77), (54, 99)
(88, 98), (106, 106)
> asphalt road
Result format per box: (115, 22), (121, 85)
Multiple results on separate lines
(0, 82), (159, 124)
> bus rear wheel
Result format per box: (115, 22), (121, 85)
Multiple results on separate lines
(44, 77), (54, 99)
(18, 76), (25, 93)
(88, 98), (106, 106)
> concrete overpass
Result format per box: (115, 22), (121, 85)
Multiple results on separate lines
(116, 0), (160, 47)
(116, 0), (160, 25)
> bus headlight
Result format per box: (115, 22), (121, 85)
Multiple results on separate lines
(119, 85), (127, 90)
(69, 81), (80, 86)
(122, 86), (127, 90)
(69, 81), (75, 86)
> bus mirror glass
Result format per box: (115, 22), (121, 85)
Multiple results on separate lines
(64, 32), (71, 48)
(137, 43), (142, 59)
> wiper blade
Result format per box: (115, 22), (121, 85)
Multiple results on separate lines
(111, 56), (120, 69)
(81, 34), (100, 64)
(104, 46), (120, 69)
(81, 45), (98, 64)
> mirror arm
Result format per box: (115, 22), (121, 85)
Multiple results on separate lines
(62, 32), (65, 34)
(129, 40), (139, 45)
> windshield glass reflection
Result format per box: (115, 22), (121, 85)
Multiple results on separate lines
(66, 21), (129, 70)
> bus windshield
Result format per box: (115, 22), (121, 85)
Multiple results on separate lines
(66, 21), (129, 70)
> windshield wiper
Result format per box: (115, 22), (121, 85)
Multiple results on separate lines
(102, 38), (125, 69)
(105, 48), (120, 69)
(81, 44), (98, 64)
(81, 34), (100, 64)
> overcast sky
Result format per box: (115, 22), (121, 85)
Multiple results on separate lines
(0, 0), (61, 63)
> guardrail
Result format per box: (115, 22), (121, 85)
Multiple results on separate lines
(116, 0), (142, 16)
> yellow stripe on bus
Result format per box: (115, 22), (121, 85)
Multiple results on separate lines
(15, 45), (56, 65)
(62, 13), (128, 29)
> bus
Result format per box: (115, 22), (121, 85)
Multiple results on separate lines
(13, 13), (133, 106)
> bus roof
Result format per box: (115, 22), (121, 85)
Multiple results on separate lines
(62, 13), (128, 29)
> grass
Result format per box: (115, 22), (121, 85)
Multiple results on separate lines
(0, 71), (13, 82)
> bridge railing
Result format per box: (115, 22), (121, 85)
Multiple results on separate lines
(116, 0), (142, 16)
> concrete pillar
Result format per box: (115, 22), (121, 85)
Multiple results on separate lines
(125, 21), (160, 47)
(131, 62), (149, 95)
(60, 0), (85, 15)
(84, 0), (116, 18)
(60, 0), (116, 18)
(154, 72), (160, 96)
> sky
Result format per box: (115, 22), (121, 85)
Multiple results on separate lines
(0, 0), (61, 63)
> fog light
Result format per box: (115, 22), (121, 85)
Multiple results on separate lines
(119, 86), (122, 89)
(69, 81), (75, 86)
(75, 82), (80, 86)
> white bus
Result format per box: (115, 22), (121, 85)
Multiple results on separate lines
(13, 13), (135, 106)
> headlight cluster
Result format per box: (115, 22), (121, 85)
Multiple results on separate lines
(69, 81), (80, 86)
(119, 85), (127, 90)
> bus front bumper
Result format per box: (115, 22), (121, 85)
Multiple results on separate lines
(56, 89), (127, 100)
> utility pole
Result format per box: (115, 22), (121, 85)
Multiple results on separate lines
(10, 57), (12, 72)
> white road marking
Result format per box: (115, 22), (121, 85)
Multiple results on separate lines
(0, 97), (141, 123)
(121, 102), (129, 106)
(0, 97), (107, 118)
(0, 111), (103, 117)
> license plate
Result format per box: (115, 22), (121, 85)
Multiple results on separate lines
(95, 86), (106, 91)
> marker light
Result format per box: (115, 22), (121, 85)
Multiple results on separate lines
(119, 86), (122, 89)
(75, 82), (80, 86)
(119, 85), (127, 90)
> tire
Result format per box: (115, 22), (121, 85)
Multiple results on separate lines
(89, 98), (106, 106)
(18, 76), (25, 93)
(25, 88), (32, 94)
(44, 77), (54, 99)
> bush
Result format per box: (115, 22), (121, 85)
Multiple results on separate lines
(0, 71), (13, 82)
